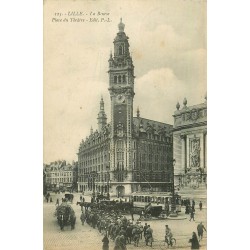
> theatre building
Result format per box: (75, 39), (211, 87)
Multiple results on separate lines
(173, 97), (207, 193)
(77, 20), (173, 197)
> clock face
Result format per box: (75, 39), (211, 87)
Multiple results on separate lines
(116, 94), (125, 103)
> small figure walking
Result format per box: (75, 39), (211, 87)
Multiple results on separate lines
(129, 207), (134, 221)
(102, 233), (109, 250)
(189, 232), (200, 249)
(80, 211), (85, 225)
(56, 198), (59, 206)
(199, 201), (202, 211)
(189, 208), (195, 221)
(197, 222), (206, 241)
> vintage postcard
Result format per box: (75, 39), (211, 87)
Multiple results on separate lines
(44, 0), (207, 249)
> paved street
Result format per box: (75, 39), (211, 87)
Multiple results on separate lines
(44, 193), (207, 250)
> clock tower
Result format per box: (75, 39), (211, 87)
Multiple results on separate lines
(108, 19), (135, 195)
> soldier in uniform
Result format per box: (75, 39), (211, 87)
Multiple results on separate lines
(102, 233), (109, 250)
(197, 222), (206, 241)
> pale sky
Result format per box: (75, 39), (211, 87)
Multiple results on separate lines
(44, 0), (207, 164)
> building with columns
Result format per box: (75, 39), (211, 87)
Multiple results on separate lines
(173, 97), (207, 191)
(77, 19), (173, 197)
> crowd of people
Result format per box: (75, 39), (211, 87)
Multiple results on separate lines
(49, 193), (206, 249)
(79, 204), (155, 249)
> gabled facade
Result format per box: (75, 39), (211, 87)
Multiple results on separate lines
(44, 160), (78, 192)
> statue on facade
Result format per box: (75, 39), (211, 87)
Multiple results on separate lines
(190, 138), (200, 168)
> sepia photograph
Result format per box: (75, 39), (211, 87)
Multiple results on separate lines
(43, 0), (207, 249)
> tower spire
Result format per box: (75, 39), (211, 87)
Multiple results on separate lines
(137, 106), (140, 118)
(97, 96), (107, 131)
(118, 18), (125, 32)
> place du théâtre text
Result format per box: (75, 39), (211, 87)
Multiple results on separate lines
(51, 11), (112, 23)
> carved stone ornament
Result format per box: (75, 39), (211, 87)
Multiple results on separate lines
(191, 109), (198, 121)
(116, 122), (124, 137)
(185, 112), (191, 121)
(189, 138), (201, 168)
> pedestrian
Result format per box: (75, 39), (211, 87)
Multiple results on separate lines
(199, 201), (202, 211)
(56, 198), (59, 206)
(192, 200), (195, 209)
(189, 208), (195, 221)
(143, 223), (148, 238)
(189, 232), (200, 249)
(166, 202), (169, 216)
(80, 202), (85, 212)
(130, 208), (134, 221)
(114, 235), (121, 250)
(102, 233), (109, 250)
(197, 222), (206, 241)
(145, 225), (153, 247)
(80, 211), (85, 225)
(46, 193), (49, 203)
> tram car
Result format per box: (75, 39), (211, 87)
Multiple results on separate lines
(131, 192), (182, 213)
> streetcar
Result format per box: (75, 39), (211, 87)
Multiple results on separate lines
(130, 192), (182, 213)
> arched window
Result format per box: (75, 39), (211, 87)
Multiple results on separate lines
(123, 75), (126, 83)
(114, 76), (117, 83)
(119, 45), (123, 55)
(118, 75), (121, 83)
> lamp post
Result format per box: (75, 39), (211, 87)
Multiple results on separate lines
(90, 171), (97, 196)
(106, 166), (110, 195)
(169, 158), (177, 217)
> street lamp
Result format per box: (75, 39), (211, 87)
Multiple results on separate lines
(169, 158), (177, 217)
(106, 166), (110, 194)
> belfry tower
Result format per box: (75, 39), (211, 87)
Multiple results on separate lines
(108, 19), (135, 195)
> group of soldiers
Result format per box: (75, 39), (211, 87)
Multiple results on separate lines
(80, 206), (154, 249)
(77, 196), (206, 249)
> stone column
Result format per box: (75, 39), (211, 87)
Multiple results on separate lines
(203, 131), (207, 169)
(180, 135), (186, 173)
(199, 133), (204, 169)
(186, 135), (190, 169)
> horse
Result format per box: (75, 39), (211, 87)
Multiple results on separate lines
(57, 214), (65, 230)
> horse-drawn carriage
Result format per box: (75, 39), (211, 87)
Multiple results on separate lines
(137, 204), (164, 221)
(55, 203), (76, 230)
(64, 193), (74, 202)
(96, 193), (110, 201)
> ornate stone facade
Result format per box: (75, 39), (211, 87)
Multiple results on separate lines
(173, 97), (207, 190)
(77, 20), (173, 197)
